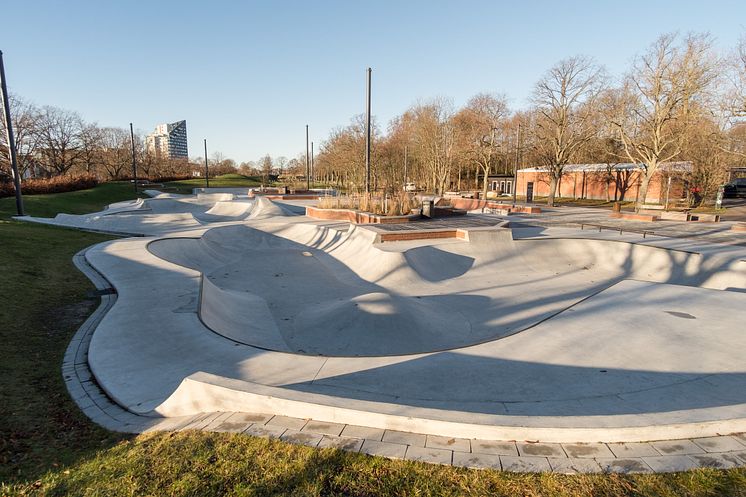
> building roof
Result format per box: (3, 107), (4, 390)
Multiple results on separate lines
(517, 162), (692, 173)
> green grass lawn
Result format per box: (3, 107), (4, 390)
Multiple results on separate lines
(1, 184), (745, 496)
(0, 175), (266, 219)
(157, 173), (265, 194)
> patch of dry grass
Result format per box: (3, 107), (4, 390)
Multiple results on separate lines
(316, 192), (419, 216)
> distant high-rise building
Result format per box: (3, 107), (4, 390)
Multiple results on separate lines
(145, 120), (188, 159)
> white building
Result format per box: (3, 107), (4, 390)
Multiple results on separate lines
(145, 120), (188, 159)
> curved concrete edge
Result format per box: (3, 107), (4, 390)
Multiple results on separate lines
(155, 371), (746, 444)
(61, 246), (746, 473)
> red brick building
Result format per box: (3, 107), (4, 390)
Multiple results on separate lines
(515, 162), (692, 204)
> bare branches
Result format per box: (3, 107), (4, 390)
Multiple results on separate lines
(530, 55), (607, 205)
(612, 32), (716, 209)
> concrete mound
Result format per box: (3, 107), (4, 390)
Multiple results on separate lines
(249, 196), (298, 219)
(194, 200), (254, 222)
(291, 292), (472, 356)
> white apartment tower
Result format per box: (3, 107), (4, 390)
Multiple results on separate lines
(145, 120), (188, 159)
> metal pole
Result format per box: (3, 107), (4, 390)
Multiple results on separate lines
(129, 122), (137, 192)
(311, 141), (314, 188)
(513, 122), (520, 205)
(365, 67), (371, 193)
(204, 139), (209, 188)
(305, 124), (310, 191)
(0, 51), (24, 216)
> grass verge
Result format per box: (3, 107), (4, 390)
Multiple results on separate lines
(0, 185), (745, 495)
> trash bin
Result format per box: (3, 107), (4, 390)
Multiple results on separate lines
(422, 200), (434, 218)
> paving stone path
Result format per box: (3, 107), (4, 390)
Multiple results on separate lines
(64, 249), (746, 474)
(510, 206), (746, 246)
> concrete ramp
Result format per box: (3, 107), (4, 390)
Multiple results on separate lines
(197, 193), (235, 202)
(249, 197), (297, 220)
(200, 277), (292, 352)
(194, 200), (254, 222)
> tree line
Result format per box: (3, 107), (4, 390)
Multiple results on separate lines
(0, 102), (202, 182)
(312, 32), (746, 208)
(3, 32), (745, 208)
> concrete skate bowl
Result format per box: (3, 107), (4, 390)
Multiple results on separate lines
(146, 222), (746, 357)
(36, 193), (276, 235)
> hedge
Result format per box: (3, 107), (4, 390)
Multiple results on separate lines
(0, 175), (99, 197)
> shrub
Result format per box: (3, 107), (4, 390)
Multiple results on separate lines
(317, 192), (419, 216)
(0, 175), (99, 198)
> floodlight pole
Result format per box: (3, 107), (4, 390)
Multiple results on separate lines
(310, 141), (314, 187)
(0, 50), (25, 216)
(129, 122), (137, 192)
(365, 67), (372, 193)
(513, 122), (520, 205)
(305, 124), (310, 191)
(203, 139), (209, 188)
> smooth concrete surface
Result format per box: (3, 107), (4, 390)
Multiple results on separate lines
(54, 193), (746, 447)
(19, 191), (258, 235)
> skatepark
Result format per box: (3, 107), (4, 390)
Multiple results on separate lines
(23, 189), (746, 471)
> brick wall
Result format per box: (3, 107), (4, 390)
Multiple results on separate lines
(516, 169), (686, 204)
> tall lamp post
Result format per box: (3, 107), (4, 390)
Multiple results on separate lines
(203, 139), (210, 188)
(129, 123), (137, 192)
(305, 125), (310, 191)
(0, 50), (25, 216)
(364, 67), (372, 193)
(513, 122), (521, 205)
(310, 141), (314, 187)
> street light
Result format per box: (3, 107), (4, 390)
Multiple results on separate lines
(365, 67), (372, 193)
(513, 122), (521, 205)
(129, 123), (137, 193)
(0, 50), (25, 216)
(203, 139), (209, 188)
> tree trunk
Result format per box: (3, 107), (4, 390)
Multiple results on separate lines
(482, 166), (490, 202)
(547, 174), (558, 207)
(636, 174), (652, 212)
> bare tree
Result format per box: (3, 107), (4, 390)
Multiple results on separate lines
(725, 33), (746, 119)
(36, 106), (85, 176)
(260, 154), (272, 184)
(612, 33), (717, 210)
(99, 127), (131, 179)
(0, 94), (41, 178)
(411, 98), (458, 195)
(78, 123), (105, 176)
(531, 56), (606, 205)
(454, 93), (509, 200)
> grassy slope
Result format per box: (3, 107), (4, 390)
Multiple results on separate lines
(0, 175), (264, 218)
(1, 183), (745, 496)
(158, 174), (263, 194)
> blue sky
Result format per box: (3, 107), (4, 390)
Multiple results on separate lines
(2, 0), (745, 162)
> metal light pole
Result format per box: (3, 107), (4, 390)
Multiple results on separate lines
(129, 122), (137, 192)
(513, 122), (520, 205)
(310, 141), (314, 188)
(365, 67), (372, 193)
(0, 50), (24, 216)
(305, 124), (310, 191)
(203, 139), (210, 188)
